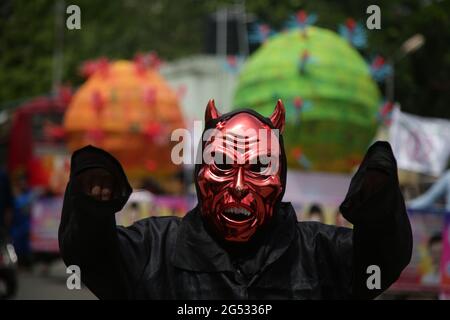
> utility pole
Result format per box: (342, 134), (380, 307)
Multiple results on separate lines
(52, 0), (65, 97)
(386, 34), (425, 103)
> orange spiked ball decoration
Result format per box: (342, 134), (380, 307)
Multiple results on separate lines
(64, 57), (185, 182)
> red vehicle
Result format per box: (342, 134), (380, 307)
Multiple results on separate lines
(7, 91), (71, 195)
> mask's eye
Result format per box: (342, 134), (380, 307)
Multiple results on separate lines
(249, 162), (270, 174)
(249, 155), (271, 174)
(215, 163), (233, 171)
(213, 152), (234, 171)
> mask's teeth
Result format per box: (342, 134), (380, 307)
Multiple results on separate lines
(225, 207), (251, 216)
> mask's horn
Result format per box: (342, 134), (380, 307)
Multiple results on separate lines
(205, 99), (221, 123)
(269, 99), (285, 134)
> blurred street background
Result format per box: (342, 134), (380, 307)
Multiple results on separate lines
(0, 0), (450, 299)
(14, 261), (95, 299)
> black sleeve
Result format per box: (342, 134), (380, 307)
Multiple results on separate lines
(58, 145), (151, 299)
(339, 141), (413, 299)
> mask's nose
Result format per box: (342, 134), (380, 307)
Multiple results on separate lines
(231, 167), (249, 200)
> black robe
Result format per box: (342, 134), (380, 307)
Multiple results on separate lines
(58, 141), (412, 299)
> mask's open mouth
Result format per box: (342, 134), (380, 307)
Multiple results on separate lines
(221, 205), (255, 224)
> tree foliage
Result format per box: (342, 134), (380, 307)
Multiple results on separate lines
(0, 0), (449, 119)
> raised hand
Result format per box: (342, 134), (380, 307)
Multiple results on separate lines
(75, 168), (115, 201)
(360, 168), (389, 201)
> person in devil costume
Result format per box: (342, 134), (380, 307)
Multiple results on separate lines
(59, 100), (412, 299)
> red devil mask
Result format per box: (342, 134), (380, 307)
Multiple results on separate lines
(196, 99), (286, 242)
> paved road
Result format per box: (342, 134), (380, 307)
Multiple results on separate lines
(14, 260), (96, 300)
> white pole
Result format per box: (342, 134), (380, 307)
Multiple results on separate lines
(216, 8), (227, 57)
(236, 2), (249, 57)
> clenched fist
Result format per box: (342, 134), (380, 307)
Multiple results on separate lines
(75, 168), (115, 201)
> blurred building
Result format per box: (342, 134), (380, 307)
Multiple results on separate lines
(161, 55), (238, 124)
